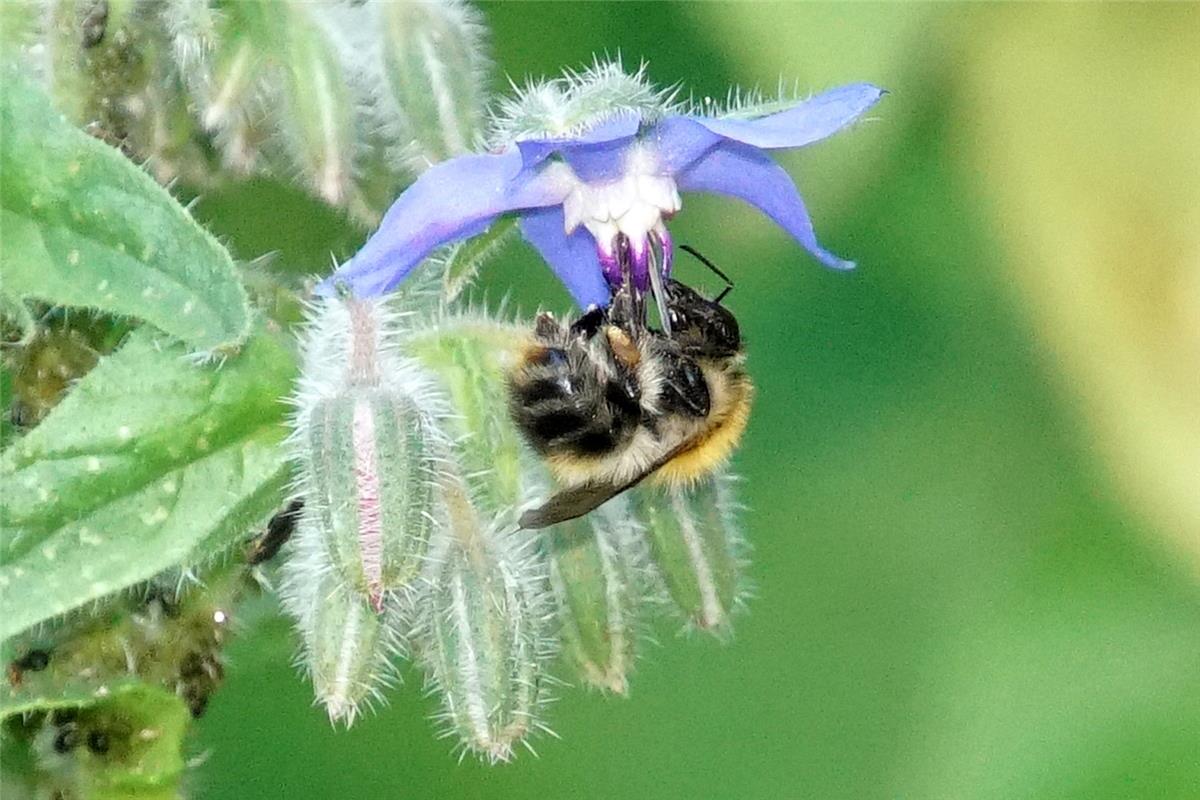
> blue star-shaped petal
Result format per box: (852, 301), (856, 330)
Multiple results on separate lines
(320, 80), (884, 308)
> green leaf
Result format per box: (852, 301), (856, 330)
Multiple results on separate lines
(0, 67), (251, 352)
(0, 325), (296, 642)
(1, 674), (144, 723)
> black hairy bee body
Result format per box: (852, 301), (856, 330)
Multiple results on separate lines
(510, 275), (752, 528)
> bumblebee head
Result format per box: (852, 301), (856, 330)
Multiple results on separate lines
(663, 279), (741, 359)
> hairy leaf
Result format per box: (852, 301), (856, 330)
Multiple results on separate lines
(0, 326), (295, 642)
(0, 68), (250, 352)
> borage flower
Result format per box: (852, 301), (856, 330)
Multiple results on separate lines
(320, 63), (884, 309)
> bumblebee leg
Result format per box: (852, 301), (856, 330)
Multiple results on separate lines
(569, 306), (607, 338)
(654, 343), (711, 418)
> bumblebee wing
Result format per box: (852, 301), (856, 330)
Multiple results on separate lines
(519, 482), (630, 529)
(518, 442), (694, 529)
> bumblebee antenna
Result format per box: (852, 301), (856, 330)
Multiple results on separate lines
(679, 245), (734, 303)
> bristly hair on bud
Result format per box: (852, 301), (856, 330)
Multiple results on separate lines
(368, 0), (491, 173)
(416, 492), (559, 763)
(287, 295), (453, 612)
(272, 3), (361, 207)
(488, 57), (679, 147)
(16, 0), (495, 218)
(161, 0), (222, 74)
(545, 495), (655, 695)
(398, 314), (560, 761)
(632, 470), (751, 638)
(279, 515), (407, 725)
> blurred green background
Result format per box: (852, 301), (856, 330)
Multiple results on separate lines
(191, 4), (1200, 798)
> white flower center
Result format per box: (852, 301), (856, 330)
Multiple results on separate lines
(558, 148), (682, 252)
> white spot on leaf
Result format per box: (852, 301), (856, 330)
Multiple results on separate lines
(140, 506), (170, 526)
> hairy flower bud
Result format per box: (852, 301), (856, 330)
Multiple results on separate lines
(547, 497), (648, 694)
(273, 4), (358, 206)
(280, 517), (404, 724)
(289, 297), (449, 611)
(400, 316), (559, 759)
(632, 471), (749, 635)
(187, 3), (268, 172)
(302, 391), (440, 610)
(420, 508), (556, 763)
(374, 0), (489, 170)
(19, 0), (495, 217)
(404, 318), (530, 520)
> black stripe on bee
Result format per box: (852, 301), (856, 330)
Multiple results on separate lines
(604, 380), (641, 417)
(516, 377), (570, 405)
(531, 410), (590, 442)
(574, 429), (619, 455)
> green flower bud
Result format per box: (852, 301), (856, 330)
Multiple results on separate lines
(186, 1), (268, 173)
(280, 517), (404, 725)
(404, 317), (530, 522)
(302, 390), (440, 610)
(399, 314), (559, 760)
(273, 3), (357, 206)
(374, 0), (489, 170)
(632, 472), (748, 636)
(289, 297), (449, 611)
(20, 0), (497, 216)
(419, 500), (556, 763)
(546, 497), (648, 694)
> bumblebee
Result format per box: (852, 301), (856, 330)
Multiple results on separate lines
(509, 253), (752, 528)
